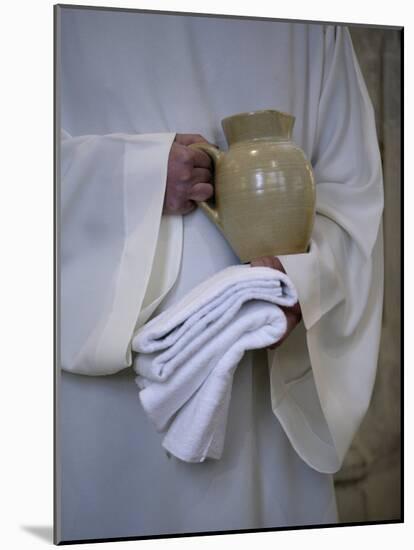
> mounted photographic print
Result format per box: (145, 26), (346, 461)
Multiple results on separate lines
(54, 3), (402, 545)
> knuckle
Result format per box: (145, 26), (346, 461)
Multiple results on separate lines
(179, 148), (193, 163)
(180, 168), (192, 182)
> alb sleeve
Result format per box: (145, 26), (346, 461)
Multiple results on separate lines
(60, 131), (181, 376)
(269, 26), (385, 473)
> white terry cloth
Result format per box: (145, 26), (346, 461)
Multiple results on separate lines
(132, 265), (298, 462)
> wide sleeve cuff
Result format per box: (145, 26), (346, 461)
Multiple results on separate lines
(93, 133), (179, 373)
(277, 242), (321, 331)
(61, 132), (182, 376)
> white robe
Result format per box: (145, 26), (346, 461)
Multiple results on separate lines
(57, 8), (383, 542)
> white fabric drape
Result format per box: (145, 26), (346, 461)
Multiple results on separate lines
(60, 131), (182, 375)
(271, 28), (384, 472)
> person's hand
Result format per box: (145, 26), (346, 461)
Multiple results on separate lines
(250, 255), (302, 349)
(163, 134), (215, 215)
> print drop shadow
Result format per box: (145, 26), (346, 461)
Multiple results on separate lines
(20, 525), (53, 543)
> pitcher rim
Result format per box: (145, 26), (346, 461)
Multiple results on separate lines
(222, 108), (296, 124)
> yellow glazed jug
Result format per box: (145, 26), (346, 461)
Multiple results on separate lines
(189, 109), (316, 262)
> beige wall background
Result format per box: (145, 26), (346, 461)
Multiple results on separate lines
(333, 26), (402, 523)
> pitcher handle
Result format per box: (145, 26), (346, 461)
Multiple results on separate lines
(188, 142), (223, 228)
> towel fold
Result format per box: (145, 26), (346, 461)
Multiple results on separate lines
(132, 264), (298, 462)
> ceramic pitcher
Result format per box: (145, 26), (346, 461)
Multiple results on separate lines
(189, 109), (316, 262)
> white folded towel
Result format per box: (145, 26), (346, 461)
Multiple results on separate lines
(132, 264), (298, 463)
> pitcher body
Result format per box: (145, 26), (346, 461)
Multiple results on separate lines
(191, 109), (316, 262)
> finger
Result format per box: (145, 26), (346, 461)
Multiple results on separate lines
(173, 145), (211, 170)
(164, 197), (196, 215)
(180, 201), (197, 215)
(251, 256), (283, 270)
(264, 256), (277, 269)
(251, 256), (272, 268)
(268, 309), (300, 349)
(250, 258), (265, 267)
(190, 148), (213, 169)
(173, 144), (194, 165)
(175, 134), (209, 146)
(191, 167), (213, 184)
(270, 256), (285, 272)
(188, 183), (214, 202)
(268, 338), (284, 349)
